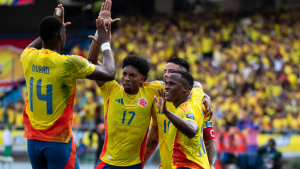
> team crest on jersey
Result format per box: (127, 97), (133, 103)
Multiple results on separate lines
(205, 120), (213, 128)
(138, 98), (148, 107)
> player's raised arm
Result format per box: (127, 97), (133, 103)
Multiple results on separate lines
(87, 0), (120, 86)
(155, 88), (198, 138)
(26, 4), (71, 49)
(85, 17), (115, 81)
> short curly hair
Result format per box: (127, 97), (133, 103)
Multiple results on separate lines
(39, 16), (63, 41)
(123, 55), (150, 80)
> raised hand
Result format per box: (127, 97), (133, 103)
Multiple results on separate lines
(99, 0), (120, 25)
(54, 4), (71, 28)
(88, 17), (111, 45)
(154, 87), (167, 113)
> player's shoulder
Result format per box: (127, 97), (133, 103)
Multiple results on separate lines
(100, 80), (120, 90)
(177, 103), (198, 120)
(21, 47), (38, 56)
(190, 87), (204, 96)
(177, 102), (196, 114)
(142, 80), (165, 88)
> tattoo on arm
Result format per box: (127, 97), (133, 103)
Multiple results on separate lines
(205, 139), (217, 168)
(146, 138), (158, 150)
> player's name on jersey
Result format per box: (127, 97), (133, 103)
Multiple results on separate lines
(32, 64), (49, 74)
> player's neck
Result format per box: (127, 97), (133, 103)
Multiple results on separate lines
(173, 94), (191, 108)
(42, 41), (61, 53)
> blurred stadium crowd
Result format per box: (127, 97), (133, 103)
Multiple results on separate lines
(1, 8), (300, 159)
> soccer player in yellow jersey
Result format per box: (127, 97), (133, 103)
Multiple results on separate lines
(21, 5), (116, 169)
(89, 54), (164, 168)
(144, 57), (217, 169)
(88, 1), (166, 168)
(155, 70), (210, 169)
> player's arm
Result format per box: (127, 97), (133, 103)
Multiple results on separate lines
(144, 104), (159, 165)
(85, 17), (115, 81)
(204, 139), (217, 169)
(26, 4), (71, 49)
(87, 0), (120, 87)
(155, 88), (198, 139)
(144, 125), (159, 165)
(202, 116), (217, 169)
(193, 81), (213, 119)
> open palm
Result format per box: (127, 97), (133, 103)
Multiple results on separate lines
(154, 87), (167, 112)
(99, 0), (120, 25)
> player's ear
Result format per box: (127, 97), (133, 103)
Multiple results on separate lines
(183, 85), (189, 92)
(59, 32), (63, 41)
(140, 76), (145, 84)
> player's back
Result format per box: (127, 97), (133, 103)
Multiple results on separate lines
(21, 47), (95, 143)
(168, 88), (210, 169)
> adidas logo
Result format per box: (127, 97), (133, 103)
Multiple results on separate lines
(157, 110), (163, 114)
(116, 98), (124, 104)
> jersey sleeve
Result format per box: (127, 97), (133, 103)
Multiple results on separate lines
(178, 105), (198, 123)
(203, 116), (215, 140)
(64, 55), (95, 79)
(99, 80), (120, 101)
(143, 80), (165, 96)
(20, 47), (38, 64)
(151, 102), (158, 126)
(190, 88), (205, 104)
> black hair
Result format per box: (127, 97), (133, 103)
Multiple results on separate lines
(167, 57), (190, 72)
(123, 55), (150, 80)
(39, 16), (64, 41)
(269, 139), (276, 146)
(170, 70), (194, 89)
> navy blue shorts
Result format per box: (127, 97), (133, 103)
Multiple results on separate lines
(27, 138), (79, 169)
(94, 159), (142, 169)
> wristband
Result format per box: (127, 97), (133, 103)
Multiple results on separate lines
(95, 30), (98, 38)
(101, 42), (111, 52)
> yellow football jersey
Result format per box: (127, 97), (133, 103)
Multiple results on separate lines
(168, 88), (210, 169)
(99, 80), (164, 166)
(151, 88), (212, 169)
(21, 47), (95, 143)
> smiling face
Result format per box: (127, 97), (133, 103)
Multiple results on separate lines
(122, 65), (145, 95)
(164, 73), (189, 103)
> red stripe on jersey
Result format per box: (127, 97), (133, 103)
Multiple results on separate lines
(23, 83), (76, 143)
(140, 129), (148, 166)
(180, 105), (187, 112)
(100, 99), (110, 159)
(63, 139), (77, 169)
(95, 161), (107, 169)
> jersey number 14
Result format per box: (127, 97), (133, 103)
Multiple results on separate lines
(30, 77), (53, 114)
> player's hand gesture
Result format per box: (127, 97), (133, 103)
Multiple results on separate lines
(202, 95), (213, 120)
(154, 87), (167, 113)
(99, 0), (120, 25)
(54, 4), (71, 28)
(88, 17), (111, 45)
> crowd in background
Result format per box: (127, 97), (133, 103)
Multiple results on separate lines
(0, 8), (300, 165)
